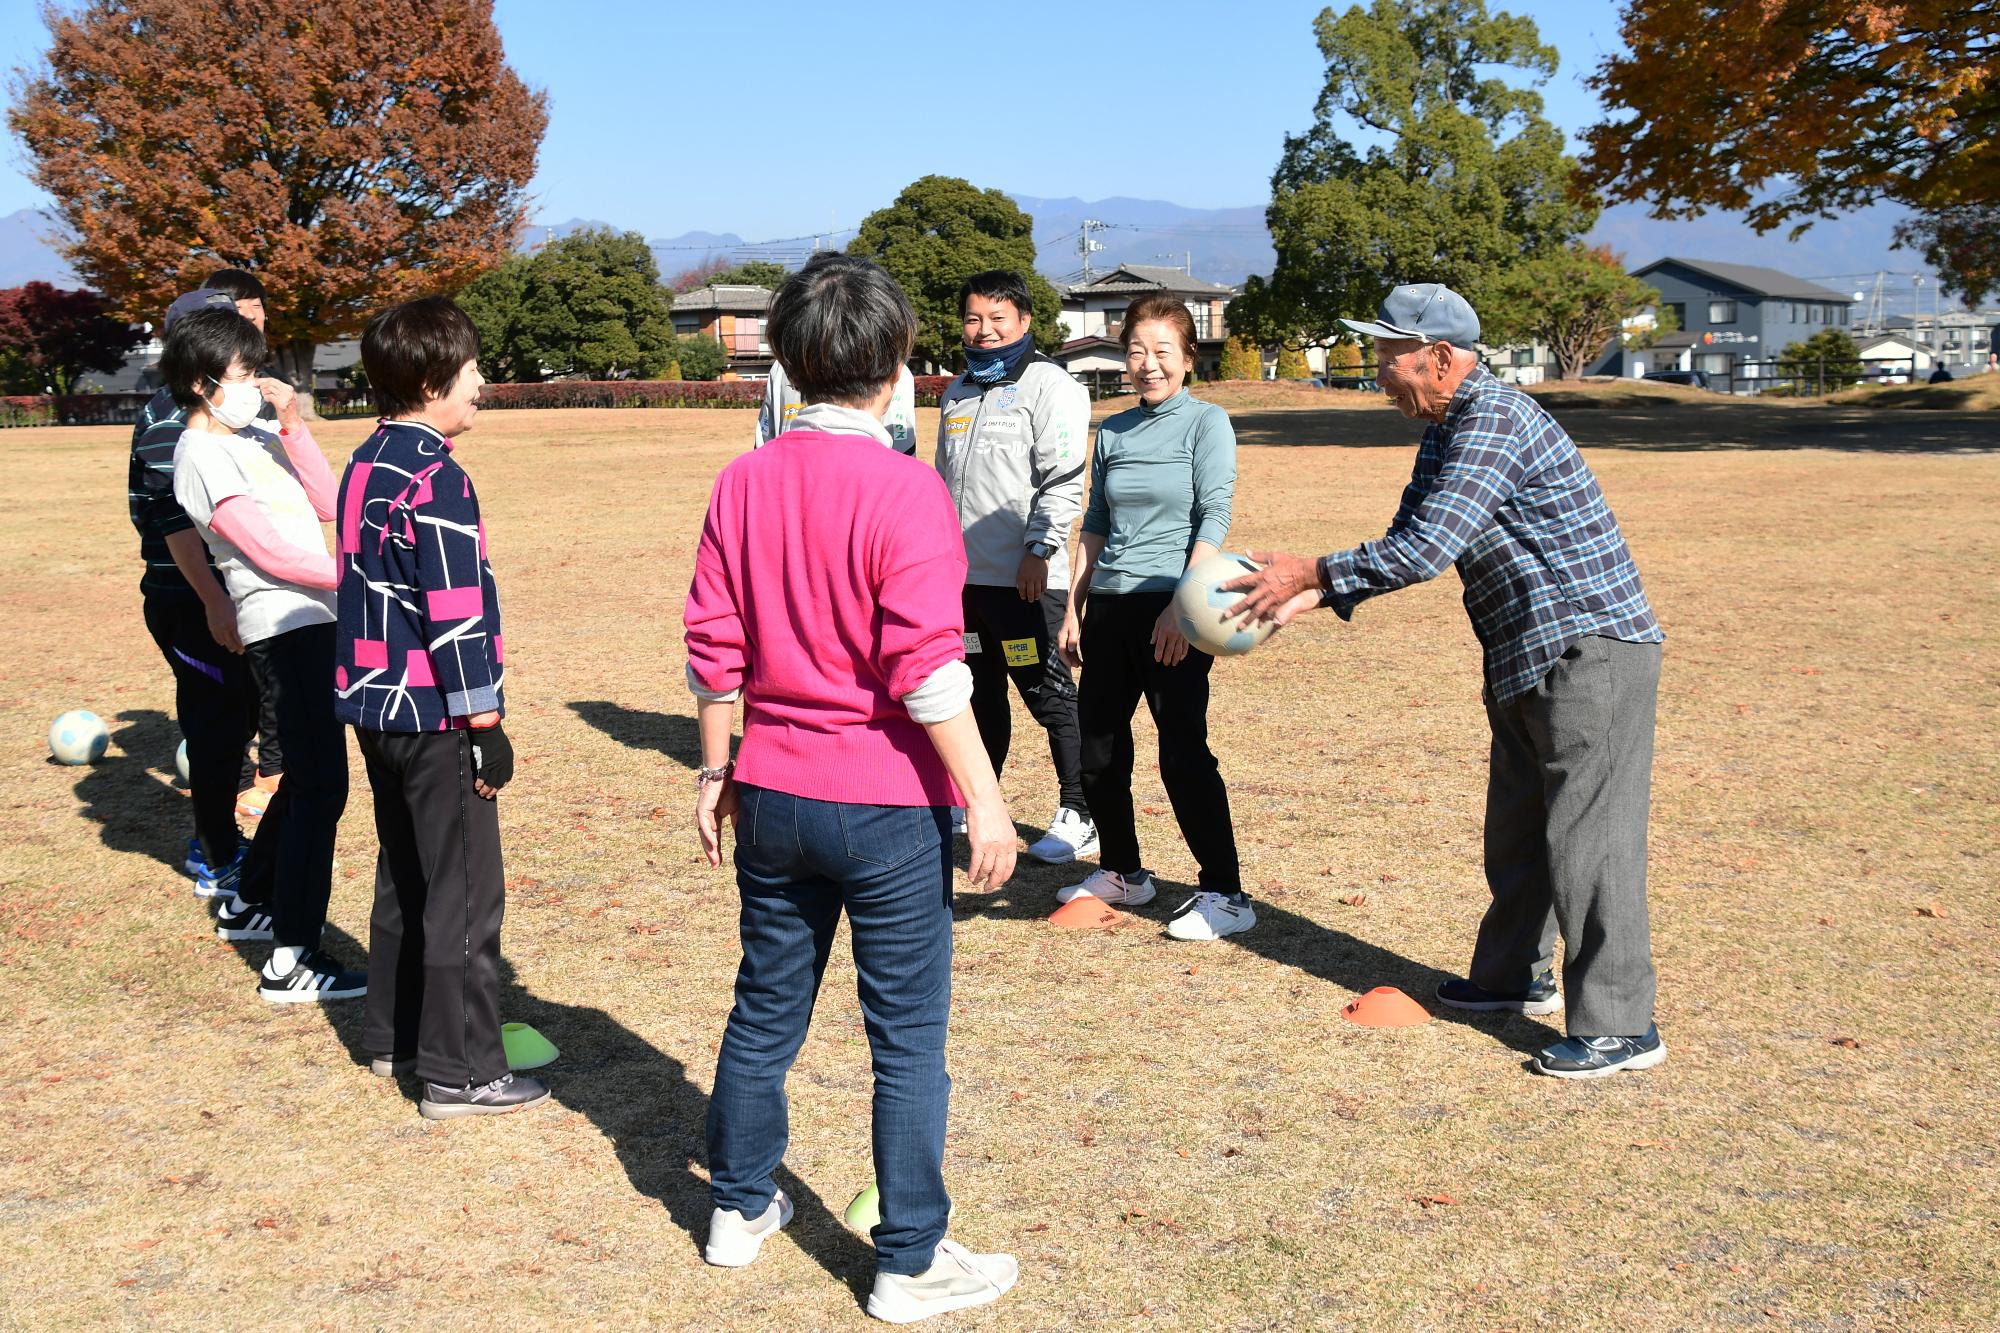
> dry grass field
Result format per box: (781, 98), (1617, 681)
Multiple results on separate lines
(1, 387), (1995, 1331)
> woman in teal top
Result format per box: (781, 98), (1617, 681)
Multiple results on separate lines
(1054, 293), (1252, 941)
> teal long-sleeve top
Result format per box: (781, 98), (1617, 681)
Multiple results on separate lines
(1081, 388), (1236, 594)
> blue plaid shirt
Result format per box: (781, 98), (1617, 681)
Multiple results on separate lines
(1317, 366), (1662, 704)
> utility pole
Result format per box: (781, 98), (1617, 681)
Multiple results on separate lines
(1079, 219), (1105, 283)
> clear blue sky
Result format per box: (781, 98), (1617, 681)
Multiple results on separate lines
(0, 0), (1631, 237)
(0, 1), (1943, 307)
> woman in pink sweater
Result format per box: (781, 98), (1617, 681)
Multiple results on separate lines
(683, 253), (1020, 1323)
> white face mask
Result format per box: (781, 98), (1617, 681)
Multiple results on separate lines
(208, 380), (264, 430)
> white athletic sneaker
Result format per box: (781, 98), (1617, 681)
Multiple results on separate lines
(704, 1189), (793, 1267)
(1054, 867), (1156, 906)
(865, 1239), (1019, 1324)
(949, 807), (967, 837)
(1024, 808), (1098, 864)
(1166, 891), (1256, 941)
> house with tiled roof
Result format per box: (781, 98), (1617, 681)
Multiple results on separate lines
(671, 284), (775, 377)
(1055, 264), (1238, 382)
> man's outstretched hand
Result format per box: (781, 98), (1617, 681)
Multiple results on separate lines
(1224, 550), (1325, 627)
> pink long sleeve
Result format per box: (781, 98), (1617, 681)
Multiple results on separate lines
(211, 494), (338, 589)
(278, 423), (337, 520)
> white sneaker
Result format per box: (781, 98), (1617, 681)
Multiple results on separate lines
(1024, 808), (1098, 864)
(1054, 868), (1156, 906)
(949, 807), (966, 837)
(704, 1189), (793, 1267)
(1166, 891), (1256, 940)
(866, 1239), (1019, 1323)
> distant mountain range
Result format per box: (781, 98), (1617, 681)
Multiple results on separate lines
(0, 194), (1950, 317)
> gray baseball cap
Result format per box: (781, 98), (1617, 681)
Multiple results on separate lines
(163, 287), (237, 330)
(1340, 282), (1480, 346)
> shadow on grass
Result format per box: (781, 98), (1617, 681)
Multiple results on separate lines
(368, 958), (876, 1299)
(952, 840), (1553, 1058)
(568, 700), (701, 770)
(1228, 402), (2000, 455)
(72, 708), (186, 870)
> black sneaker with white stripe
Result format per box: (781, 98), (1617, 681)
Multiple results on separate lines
(257, 949), (367, 1003)
(214, 897), (275, 942)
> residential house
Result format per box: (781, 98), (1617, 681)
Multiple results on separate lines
(77, 336), (362, 395)
(670, 284), (775, 378)
(1856, 333), (1934, 380)
(1594, 258), (1857, 388)
(1880, 311), (1997, 373)
(1054, 265), (1237, 382)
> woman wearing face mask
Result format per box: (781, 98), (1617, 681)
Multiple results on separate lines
(166, 307), (364, 1004)
(1054, 293), (1252, 942)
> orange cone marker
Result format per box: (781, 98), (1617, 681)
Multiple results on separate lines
(1048, 895), (1127, 929)
(1341, 986), (1431, 1027)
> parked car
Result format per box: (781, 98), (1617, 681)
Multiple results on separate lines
(1643, 369), (1712, 390)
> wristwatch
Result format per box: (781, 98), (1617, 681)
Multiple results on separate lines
(696, 761), (735, 786)
(1028, 541), (1057, 560)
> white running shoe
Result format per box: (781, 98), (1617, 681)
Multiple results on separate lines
(866, 1239), (1019, 1324)
(949, 807), (967, 837)
(704, 1189), (793, 1267)
(1166, 891), (1256, 940)
(1054, 867), (1156, 906)
(1024, 808), (1098, 864)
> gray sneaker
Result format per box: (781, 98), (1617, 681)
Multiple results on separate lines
(866, 1239), (1018, 1323)
(1531, 1024), (1667, 1080)
(418, 1072), (550, 1119)
(704, 1189), (793, 1267)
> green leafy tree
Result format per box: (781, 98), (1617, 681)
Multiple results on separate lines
(848, 176), (1064, 368)
(1232, 0), (1597, 346)
(489, 228), (674, 380)
(1217, 334), (1263, 380)
(1275, 344), (1314, 379)
(670, 333), (729, 382)
(1481, 244), (1664, 379)
(1328, 339), (1364, 371)
(710, 260), (789, 289)
(1777, 328), (1864, 394)
(456, 254), (533, 382)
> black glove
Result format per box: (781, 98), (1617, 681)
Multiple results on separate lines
(470, 722), (514, 794)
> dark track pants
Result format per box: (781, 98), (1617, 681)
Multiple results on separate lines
(962, 583), (1086, 813)
(142, 593), (257, 867)
(236, 624), (348, 948)
(1077, 590), (1240, 892)
(356, 727), (508, 1088)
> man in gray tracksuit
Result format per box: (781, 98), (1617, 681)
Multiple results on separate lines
(936, 269), (1096, 864)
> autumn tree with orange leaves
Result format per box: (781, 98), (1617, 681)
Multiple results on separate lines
(1581, 2), (1999, 302)
(9, 0), (546, 397)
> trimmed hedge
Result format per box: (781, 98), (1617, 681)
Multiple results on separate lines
(2, 395), (56, 427)
(3, 370), (965, 425)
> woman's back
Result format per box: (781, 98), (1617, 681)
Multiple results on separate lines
(686, 428), (967, 807)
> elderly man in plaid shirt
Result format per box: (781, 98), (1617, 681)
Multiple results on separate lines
(1229, 283), (1667, 1080)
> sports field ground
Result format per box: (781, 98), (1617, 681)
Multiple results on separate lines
(2, 387), (1994, 1329)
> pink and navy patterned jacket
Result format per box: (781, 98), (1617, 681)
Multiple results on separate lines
(333, 420), (505, 732)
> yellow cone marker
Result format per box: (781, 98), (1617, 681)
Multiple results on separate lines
(502, 1022), (559, 1071)
(843, 1183), (955, 1233)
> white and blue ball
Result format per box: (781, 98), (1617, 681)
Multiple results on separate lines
(1173, 553), (1278, 657)
(49, 710), (110, 765)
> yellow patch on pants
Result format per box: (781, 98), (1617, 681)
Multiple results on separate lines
(1001, 637), (1039, 668)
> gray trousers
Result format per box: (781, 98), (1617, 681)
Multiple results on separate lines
(1472, 635), (1662, 1037)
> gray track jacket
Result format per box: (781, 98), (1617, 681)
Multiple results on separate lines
(935, 353), (1091, 589)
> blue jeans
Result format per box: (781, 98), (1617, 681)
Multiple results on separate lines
(707, 784), (955, 1275)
